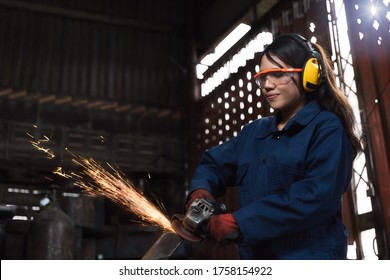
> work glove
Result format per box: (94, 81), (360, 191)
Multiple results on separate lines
(185, 189), (215, 211)
(207, 213), (240, 244)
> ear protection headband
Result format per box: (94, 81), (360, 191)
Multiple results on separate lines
(285, 33), (324, 93)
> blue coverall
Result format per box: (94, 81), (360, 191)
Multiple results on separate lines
(189, 101), (353, 259)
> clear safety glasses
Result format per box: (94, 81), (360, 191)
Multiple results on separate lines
(253, 68), (302, 89)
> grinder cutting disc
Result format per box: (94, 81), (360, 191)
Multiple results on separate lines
(171, 214), (203, 243)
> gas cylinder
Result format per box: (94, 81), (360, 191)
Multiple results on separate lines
(28, 188), (75, 259)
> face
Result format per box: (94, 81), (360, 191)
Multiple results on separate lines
(259, 54), (307, 119)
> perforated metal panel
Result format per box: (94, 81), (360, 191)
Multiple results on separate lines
(195, 59), (269, 156)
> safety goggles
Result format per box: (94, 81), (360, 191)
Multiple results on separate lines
(253, 68), (302, 89)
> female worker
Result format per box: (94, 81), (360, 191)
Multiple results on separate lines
(186, 33), (362, 259)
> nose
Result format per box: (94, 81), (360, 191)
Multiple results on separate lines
(262, 76), (275, 89)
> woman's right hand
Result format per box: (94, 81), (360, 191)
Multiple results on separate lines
(185, 189), (215, 211)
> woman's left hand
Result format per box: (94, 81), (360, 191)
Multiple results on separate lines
(207, 213), (240, 244)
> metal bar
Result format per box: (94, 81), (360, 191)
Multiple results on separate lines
(141, 231), (182, 260)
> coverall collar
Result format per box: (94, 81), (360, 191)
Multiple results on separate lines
(257, 101), (322, 139)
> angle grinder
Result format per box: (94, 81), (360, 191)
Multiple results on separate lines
(171, 197), (226, 242)
(142, 197), (227, 259)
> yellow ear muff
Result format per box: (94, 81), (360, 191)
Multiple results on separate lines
(302, 57), (321, 92)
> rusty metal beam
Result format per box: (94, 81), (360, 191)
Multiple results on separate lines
(344, 0), (390, 259)
(0, 87), (182, 119)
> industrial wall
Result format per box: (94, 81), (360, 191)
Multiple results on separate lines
(0, 0), (189, 259)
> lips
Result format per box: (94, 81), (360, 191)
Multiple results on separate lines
(266, 93), (279, 101)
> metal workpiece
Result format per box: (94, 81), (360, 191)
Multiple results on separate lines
(141, 231), (183, 260)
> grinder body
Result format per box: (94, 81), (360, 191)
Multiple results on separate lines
(171, 198), (226, 242)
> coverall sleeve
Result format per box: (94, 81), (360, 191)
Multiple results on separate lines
(233, 125), (353, 245)
(189, 135), (240, 198)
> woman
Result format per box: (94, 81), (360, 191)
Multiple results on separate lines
(186, 33), (362, 259)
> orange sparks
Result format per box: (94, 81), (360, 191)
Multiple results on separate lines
(72, 157), (174, 232)
(27, 132), (56, 159)
(28, 128), (174, 233)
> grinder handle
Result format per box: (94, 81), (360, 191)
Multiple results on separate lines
(214, 202), (226, 214)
